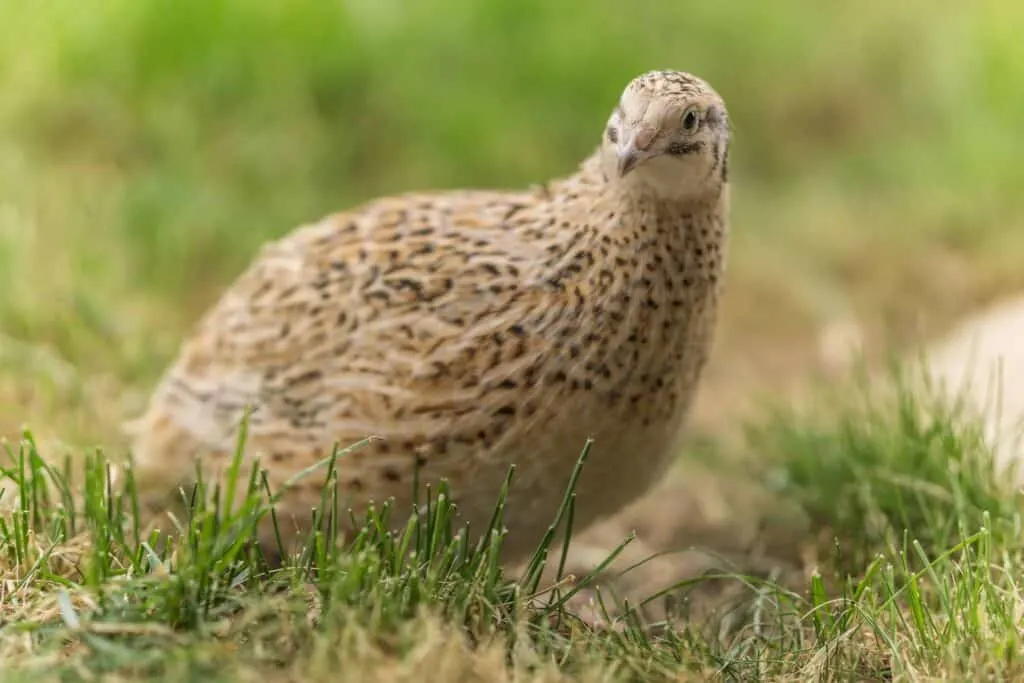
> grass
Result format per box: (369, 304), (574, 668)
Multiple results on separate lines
(2, 0), (1024, 679)
(1, 376), (1023, 680)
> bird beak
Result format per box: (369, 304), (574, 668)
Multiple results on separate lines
(616, 145), (641, 178)
(616, 127), (655, 178)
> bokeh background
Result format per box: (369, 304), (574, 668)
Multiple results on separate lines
(1, 0), (1022, 455)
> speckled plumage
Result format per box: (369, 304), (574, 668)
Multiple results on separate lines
(129, 70), (732, 562)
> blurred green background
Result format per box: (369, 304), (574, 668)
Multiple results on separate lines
(0, 0), (1022, 447)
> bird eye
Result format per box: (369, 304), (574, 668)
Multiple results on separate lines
(682, 108), (700, 132)
(606, 126), (618, 143)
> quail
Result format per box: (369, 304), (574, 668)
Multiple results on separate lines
(128, 70), (733, 563)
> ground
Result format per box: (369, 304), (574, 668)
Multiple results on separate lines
(1, 1), (1024, 680)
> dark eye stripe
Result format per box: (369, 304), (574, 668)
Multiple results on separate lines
(606, 126), (618, 143)
(666, 141), (703, 156)
(721, 139), (730, 182)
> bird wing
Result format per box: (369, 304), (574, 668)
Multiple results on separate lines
(135, 188), (559, 452)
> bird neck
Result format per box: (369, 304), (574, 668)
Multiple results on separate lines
(525, 172), (728, 425)
(535, 156), (728, 306)
(537, 173), (728, 315)
(592, 185), (726, 294)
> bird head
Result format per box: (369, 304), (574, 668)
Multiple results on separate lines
(600, 70), (731, 203)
